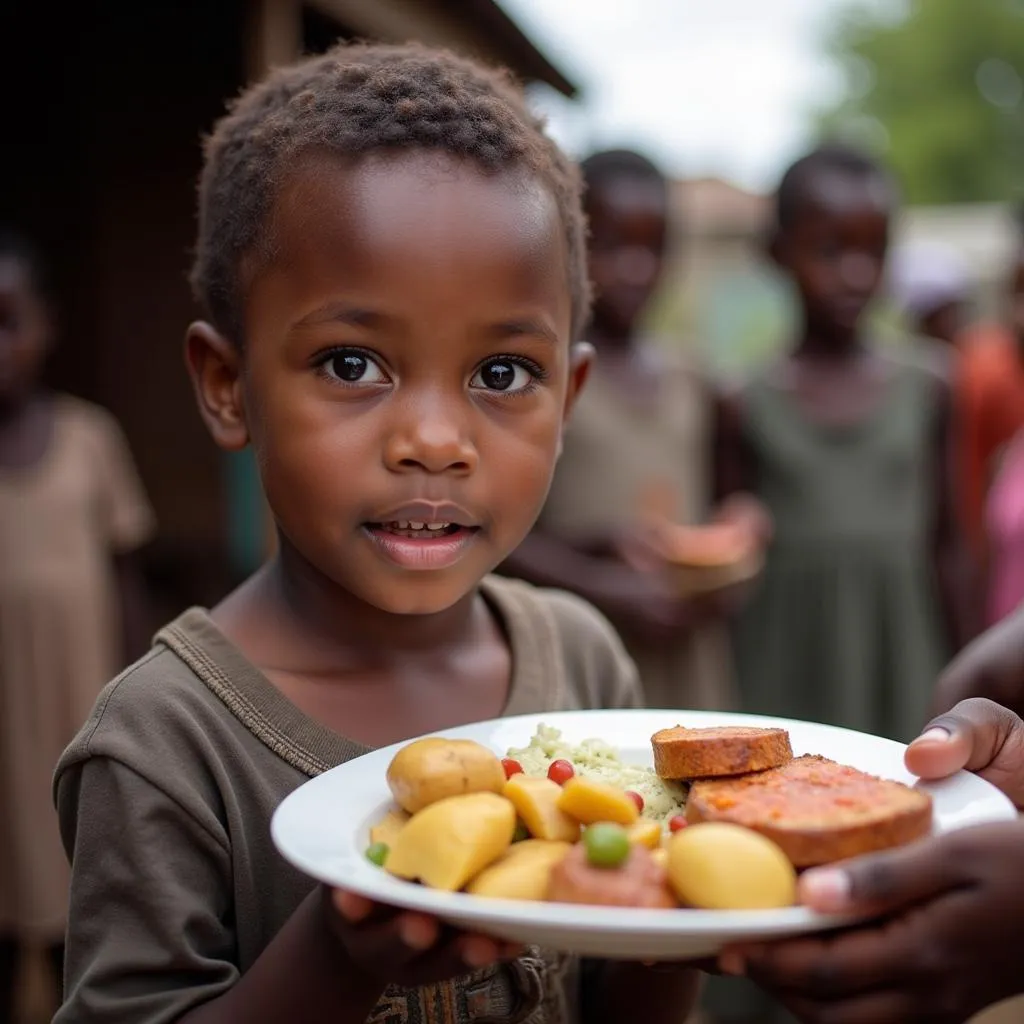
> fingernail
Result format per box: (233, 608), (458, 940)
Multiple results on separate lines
(800, 868), (851, 911)
(718, 951), (745, 976)
(915, 727), (951, 744)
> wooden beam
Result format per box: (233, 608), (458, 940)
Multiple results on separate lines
(246, 0), (302, 81)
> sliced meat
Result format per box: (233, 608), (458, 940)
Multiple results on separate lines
(546, 843), (676, 909)
(686, 754), (934, 868)
(652, 725), (793, 779)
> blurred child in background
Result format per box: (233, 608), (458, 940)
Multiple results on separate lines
(0, 230), (154, 1020)
(503, 148), (766, 712)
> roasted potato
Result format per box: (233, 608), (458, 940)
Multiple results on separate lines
(626, 819), (662, 850)
(466, 839), (572, 900)
(667, 822), (796, 910)
(369, 808), (410, 848)
(504, 775), (581, 842)
(385, 792), (515, 891)
(557, 777), (640, 827)
(386, 737), (506, 814)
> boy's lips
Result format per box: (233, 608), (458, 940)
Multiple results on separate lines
(363, 523), (480, 571)
(362, 501), (482, 571)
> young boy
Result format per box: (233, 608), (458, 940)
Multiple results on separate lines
(52, 43), (699, 1024)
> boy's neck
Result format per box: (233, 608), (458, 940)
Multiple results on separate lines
(254, 541), (485, 662)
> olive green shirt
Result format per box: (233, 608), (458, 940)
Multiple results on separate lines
(54, 575), (642, 1024)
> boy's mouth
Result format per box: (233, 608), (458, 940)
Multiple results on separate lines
(363, 520), (480, 571)
(371, 520), (464, 539)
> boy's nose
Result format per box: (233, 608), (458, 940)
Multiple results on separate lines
(383, 395), (478, 475)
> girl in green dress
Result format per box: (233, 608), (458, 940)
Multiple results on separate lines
(716, 144), (969, 747)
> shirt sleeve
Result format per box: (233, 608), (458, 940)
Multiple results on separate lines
(55, 756), (236, 1024)
(91, 413), (157, 553)
(543, 589), (644, 711)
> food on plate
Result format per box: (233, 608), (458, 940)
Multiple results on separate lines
(385, 792), (515, 891)
(547, 842), (676, 909)
(369, 808), (409, 848)
(366, 721), (932, 909)
(386, 737), (506, 814)
(504, 774), (581, 843)
(557, 776), (641, 827)
(667, 822), (796, 910)
(652, 725), (793, 779)
(583, 823), (632, 868)
(547, 758), (576, 785)
(466, 839), (571, 901)
(506, 725), (688, 825)
(365, 840), (390, 867)
(625, 819), (662, 850)
(685, 754), (934, 868)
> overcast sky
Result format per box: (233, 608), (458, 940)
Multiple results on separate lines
(500, 0), (882, 192)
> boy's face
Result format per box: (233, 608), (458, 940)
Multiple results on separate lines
(190, 152), (586, 616)
(0, 258), (49, 408)
(586, 177), (668, 336)
(774, 171), (891, 336)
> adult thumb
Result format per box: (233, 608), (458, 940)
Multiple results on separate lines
(905, 698), (1024, 806)
(797, 834), (964, 916)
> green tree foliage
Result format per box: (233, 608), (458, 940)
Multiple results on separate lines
(818, 0), (1024, 205)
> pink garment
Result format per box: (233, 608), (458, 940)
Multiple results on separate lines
(985, 434), (1024, 625)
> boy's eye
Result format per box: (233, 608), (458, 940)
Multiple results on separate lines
(322, 350), (387, 384)
(469, 358), (536, 393)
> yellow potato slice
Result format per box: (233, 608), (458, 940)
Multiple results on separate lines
(556, 777), (640, 826)
(626, 819), (662, 850)
(369, 808), (410, 848)
(466, 839), (572, 900)
(386, 792), (516, 892)
(504, 775), (581, 842)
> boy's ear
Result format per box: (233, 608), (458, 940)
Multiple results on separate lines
(557, 342), (595, 456)
(185, 321), (249, 451)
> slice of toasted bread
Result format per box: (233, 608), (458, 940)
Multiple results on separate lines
(685, 754), (933, 867)
(652, 725), (793, 780)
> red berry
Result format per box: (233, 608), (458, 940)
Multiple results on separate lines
(626, 790), (644, 813)
(501, 758), (523, 780)
(668, 814), (688, 833)
(547, 759), (575, 786)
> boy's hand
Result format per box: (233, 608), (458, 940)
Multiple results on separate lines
(328, 890), (522, 989)
(717, 699), (1024, 1023)
(932, 607), (1024, 719)
(720, 821), (1024, 1024)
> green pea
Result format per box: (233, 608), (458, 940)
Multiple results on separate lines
(583, 823), (630, 868)
(365, 841), (389, 867)
(512, 821), (530, 843)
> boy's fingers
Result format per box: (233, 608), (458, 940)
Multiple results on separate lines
(796, 835), (964, 916)
(332, 889), (374, 922)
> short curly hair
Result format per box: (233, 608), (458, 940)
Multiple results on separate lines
(191, 42), (589, 344)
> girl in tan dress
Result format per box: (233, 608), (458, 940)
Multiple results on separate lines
(502, 150), (767, 711)
(0, 232), (155, 1018)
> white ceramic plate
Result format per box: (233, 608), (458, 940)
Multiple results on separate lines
(271, 709), (1017, 960)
